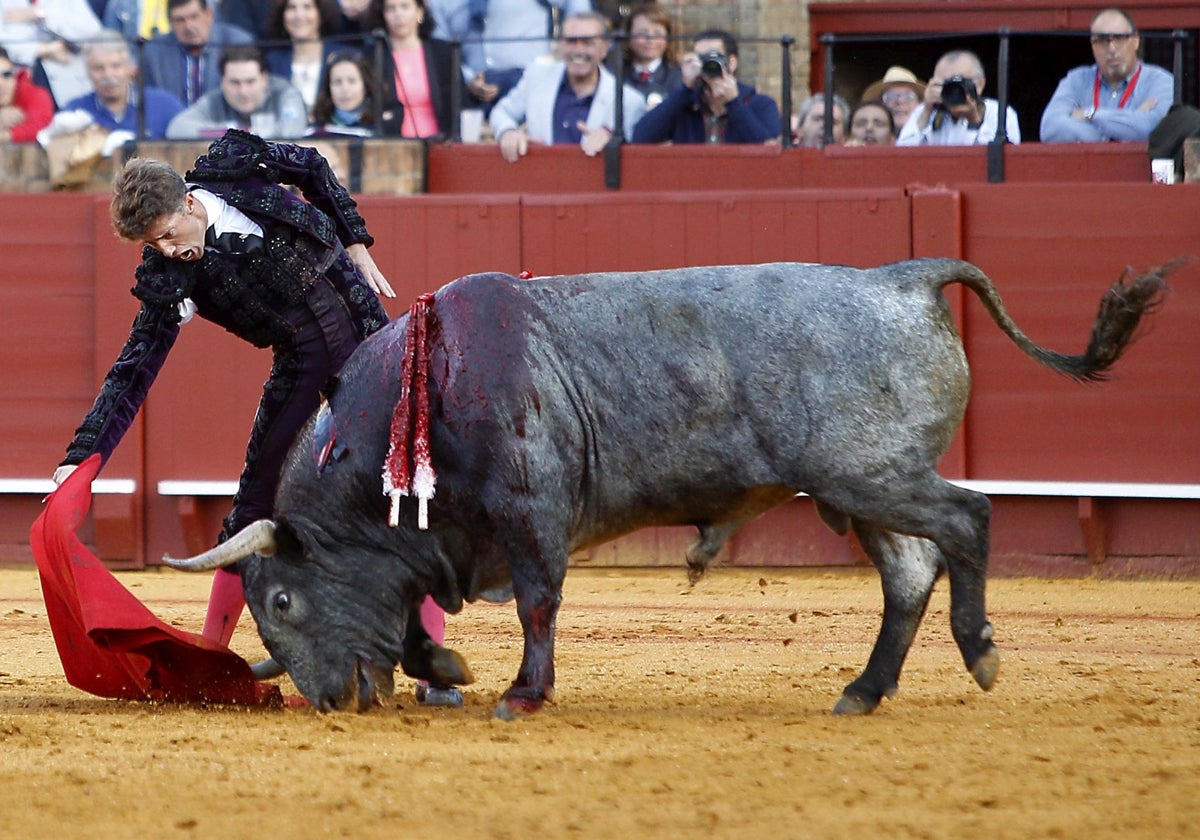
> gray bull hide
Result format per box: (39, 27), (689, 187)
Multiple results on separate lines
(168, 258), (1170, 717)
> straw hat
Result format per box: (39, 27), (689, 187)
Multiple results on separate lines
(862, 66), (926, 102)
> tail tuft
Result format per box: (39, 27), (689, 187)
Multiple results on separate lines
(1077, 259), (1182, 381)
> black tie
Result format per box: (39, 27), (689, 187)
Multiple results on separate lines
(205, 228), (265, 255)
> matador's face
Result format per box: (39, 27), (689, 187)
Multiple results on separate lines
(142, 192), (208, 263)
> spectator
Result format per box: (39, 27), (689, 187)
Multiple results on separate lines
(264, 0), (346, 120)
(790, 92), (848, 148)
(861, 65), (924, 132)
(896, 49), (1021, 146)
(0, 46), (54, 143)
(166, 44), (308, 138)
(104, 0), (170, 40)
(61, 30), (184, 139)
(0, 0), (102, 107)
(490, 11), (644, 162)
(463, 0), (594, 117)
(1040, 8), (1172, 143)
(370, 0), (455, 139)
(844, 100), (895, 146)
(631, 29), (779, 145)
(309, 50), (402, 135)
(141, 0), (254, 106)
(620, 2), (680, 110)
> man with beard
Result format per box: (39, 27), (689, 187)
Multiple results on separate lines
(631, 28), (780, 145)
(1040, 7), (1173, 143)
(488, 11), (646, 163)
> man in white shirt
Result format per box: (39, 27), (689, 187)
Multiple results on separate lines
(897, 49), (1021, 146)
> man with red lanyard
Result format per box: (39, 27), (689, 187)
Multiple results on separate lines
(1040, 7), (1173, 142)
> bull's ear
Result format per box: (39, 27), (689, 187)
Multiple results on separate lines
(273, 520), (304, 558)
(320, 375), (341, 401)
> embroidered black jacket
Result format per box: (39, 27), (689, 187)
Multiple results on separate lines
(63, 130), (387, 467)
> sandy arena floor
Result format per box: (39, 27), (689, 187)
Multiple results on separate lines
(0, 565), (1196, 839)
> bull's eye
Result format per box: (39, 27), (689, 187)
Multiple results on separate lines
(273, 591), (291, 612)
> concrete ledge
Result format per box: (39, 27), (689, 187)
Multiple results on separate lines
(0, 478), (136, 494)
(949, 480), (1200, 499)
(157, 480), (238, 496)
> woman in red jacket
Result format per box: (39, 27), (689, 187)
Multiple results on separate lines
(0, 47), (54, 143)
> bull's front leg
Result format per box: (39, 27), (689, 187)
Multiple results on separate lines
(399, 605), (474, 688)
(496, 576), (562, 721)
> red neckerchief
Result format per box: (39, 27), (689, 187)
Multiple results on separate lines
(1094, 62), (1142, 110)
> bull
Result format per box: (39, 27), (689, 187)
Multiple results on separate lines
(167, 258), (1170, 717)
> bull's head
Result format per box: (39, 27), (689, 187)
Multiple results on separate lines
(164, 518), (473, 711)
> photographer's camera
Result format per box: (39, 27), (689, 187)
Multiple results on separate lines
(699, 52), (728, 79)
(940, 75), (977, 107)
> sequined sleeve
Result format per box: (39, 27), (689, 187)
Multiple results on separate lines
(61, 255), (185, 467)
(261, 140), (374, 248)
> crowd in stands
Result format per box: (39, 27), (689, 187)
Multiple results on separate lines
(0, 1), (1180, 166)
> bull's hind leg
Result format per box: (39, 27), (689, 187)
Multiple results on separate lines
(821, 476), (1000, 705)
(924, 482), (1001, 694)
(835, 522), (942, 715)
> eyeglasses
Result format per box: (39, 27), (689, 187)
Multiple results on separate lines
(1090, 32), (1135, 46)
(881, 89), (918, 105)
(561, 35), (602, 46)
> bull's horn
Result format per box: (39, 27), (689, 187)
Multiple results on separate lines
(163, 519), (277, 571)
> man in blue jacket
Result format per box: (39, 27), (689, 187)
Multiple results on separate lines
(631, 29), (780, 145)
(63, 31), (184, 139)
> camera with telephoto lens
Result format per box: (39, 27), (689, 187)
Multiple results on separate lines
(939, 75), (977, 107)
(699, 51), (728, 79)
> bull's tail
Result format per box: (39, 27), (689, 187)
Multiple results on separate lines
(937, 258), (1180, 382)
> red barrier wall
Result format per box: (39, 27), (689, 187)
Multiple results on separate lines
(2, 145), (1197, 576)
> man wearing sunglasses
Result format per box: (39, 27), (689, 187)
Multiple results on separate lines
(1040, 7), (1173, 143)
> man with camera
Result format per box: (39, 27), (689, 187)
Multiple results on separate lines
(631, 28), (780, 144)
(896, 50), (1021, 146)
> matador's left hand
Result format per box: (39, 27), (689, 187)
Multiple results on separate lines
(346, 243), (395, 299)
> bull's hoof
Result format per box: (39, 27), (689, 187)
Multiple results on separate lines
(429, 646), (476, 687)
(494, 686), (553, 721)
(832, 691), (879, 716)
(970, 645), (1001, 692)
(415, 683), (464, 707)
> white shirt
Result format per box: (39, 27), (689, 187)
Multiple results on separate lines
(175, 188), (264, 323)
(896, 99), (1022, 146)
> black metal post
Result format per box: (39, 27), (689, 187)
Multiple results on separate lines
(605, 32), (625, 190)
(450, 40), (463, 141)
(1172, 29), (1185, 105)
(780, 35), (794, 148)
(821, 33), (835, 147)
(987, 27), (1010, 184)
(135, 38), (146, 141)
(371, 30), (386, 137)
